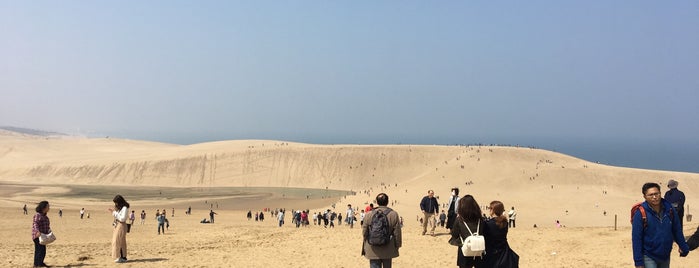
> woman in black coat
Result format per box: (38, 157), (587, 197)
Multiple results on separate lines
(483, 200), (519, 268)
(449, 195), (485, 268)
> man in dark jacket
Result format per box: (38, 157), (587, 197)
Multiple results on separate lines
(419, 190), (439, 236)
(664, 179), (686, 227)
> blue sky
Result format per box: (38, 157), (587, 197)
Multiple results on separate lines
(2, 2), (698, 149)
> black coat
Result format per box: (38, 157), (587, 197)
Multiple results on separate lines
(483, 218), (519, 268)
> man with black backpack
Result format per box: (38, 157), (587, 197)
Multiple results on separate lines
(362, 193), (402, 268)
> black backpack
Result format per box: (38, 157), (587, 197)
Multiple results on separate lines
(366, 208), (392, 246)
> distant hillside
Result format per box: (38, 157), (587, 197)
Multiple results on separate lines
(1, 136), (698, 227)
(0, 126), (67, 137)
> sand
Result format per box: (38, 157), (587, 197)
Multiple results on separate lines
(1, 132), (698, 267)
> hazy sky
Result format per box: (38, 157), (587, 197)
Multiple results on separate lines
(2, 2), (698, 147)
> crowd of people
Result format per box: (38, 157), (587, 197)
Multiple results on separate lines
(24, 177), (698, 268)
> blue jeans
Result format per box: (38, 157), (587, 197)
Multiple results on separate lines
(370, 259), (392, 268)
(158, 223), (165, 234)
(33, 237), (46, 266)
(643, 255), (670, 268)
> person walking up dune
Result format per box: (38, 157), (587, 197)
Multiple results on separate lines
(420, 190), (439, 236)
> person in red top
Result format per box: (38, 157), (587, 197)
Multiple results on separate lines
(32, 201), (51, 268)
(365, 203), (374, 213)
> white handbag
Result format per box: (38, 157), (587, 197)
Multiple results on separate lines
(39, 232), (56, 245)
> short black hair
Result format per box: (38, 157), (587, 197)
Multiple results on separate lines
(35, 200), (49, 213)
(376, 193), (389, 206)
(642, 182), (661, 195)
(451, 187), (460, 196)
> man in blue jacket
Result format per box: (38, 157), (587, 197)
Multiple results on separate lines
(419, 190), (439, 236)
(632, 182), (689, 268)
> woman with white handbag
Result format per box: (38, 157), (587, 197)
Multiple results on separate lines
(31, 200), (53, 268)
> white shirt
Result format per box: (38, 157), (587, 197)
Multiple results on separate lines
(113, 206), (129, 222)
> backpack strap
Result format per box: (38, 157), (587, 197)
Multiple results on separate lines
(463, 220), (479, 236)
(639, 205), (647, 228)
(460, 219), (479, 244)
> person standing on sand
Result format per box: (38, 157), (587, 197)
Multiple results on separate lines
(507, 207), (516, 228)
(80, 208), (85, 219)
(140, 210), (146, 225)
(483, 200), (519, 268)
(362, 193), (401, 268)
(449, 195), (485, 268)
(162, 209), (169, 230)
(439, 210), (447, 228)
(664, 179), (686, 227)
(419, 190), (439, 236)
(209, 210), (217, 223)
(129, 210), (135, 225)
(278, 209), (285, 227)
(24, 204), (28, 215)
(632, 182), (689, 268)
(32, 201), (52, 268)
(446, 187), (460, 230)
(346, 204), (355, 228)
(109, 195), (130, 263)
(157, 212), (166, 234)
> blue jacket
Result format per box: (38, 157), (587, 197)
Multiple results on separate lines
(631, 199), (689, 266)
(419, 196), (439, 214)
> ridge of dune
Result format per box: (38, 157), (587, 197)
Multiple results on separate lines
(1, 135), (698, 228)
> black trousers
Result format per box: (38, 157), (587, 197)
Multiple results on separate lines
(33, 237), (46, 266)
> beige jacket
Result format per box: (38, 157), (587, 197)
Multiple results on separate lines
(362, 206), (402, 259)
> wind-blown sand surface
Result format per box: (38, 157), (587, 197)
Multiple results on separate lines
(1, 131), (697, 267)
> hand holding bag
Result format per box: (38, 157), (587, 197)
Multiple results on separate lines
(39, 232), (56, 245)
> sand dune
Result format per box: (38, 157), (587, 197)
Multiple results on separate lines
(1, 132), (698, 267)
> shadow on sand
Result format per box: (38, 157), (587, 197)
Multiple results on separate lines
(51, 258), (168, 267)
(126, 257), (168, 263)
